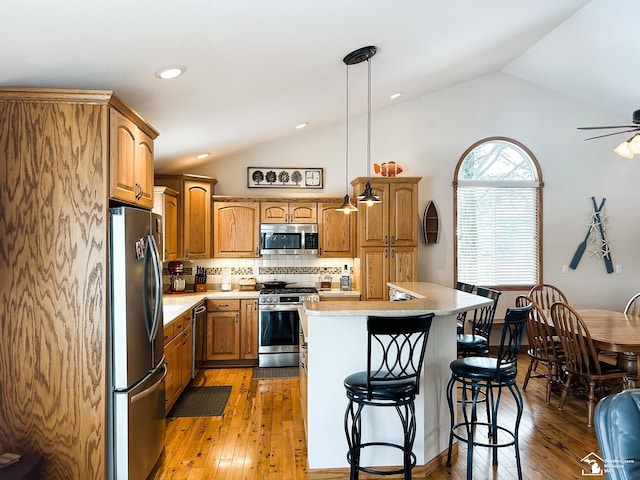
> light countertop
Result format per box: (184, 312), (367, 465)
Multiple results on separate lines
(162, 288), (259, 325)
(318, 289), (360, 298)
(304, 282), (491, 317)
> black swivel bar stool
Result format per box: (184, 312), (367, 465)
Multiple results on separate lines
(456, 287), (501, 357)
(344, 313), (434, 480)
(446, 302), (532, 480)
(455, 282), (475, 335)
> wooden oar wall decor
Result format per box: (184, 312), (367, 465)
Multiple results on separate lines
(569, 196), (613, 273)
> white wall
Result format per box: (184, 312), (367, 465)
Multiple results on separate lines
(192, 73), (640, 310)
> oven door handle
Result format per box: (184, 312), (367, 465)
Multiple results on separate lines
(259, 304), (301, 311)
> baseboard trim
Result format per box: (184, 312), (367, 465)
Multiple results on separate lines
(307, 445), (457, 479)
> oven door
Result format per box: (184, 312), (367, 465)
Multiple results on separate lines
(259, 304), (300, 353)
(258, 304), (300, 367)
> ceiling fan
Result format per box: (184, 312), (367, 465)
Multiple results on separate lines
(578, 109), (640, 158)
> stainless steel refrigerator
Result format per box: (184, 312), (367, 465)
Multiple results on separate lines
(108, 206), (166, 480)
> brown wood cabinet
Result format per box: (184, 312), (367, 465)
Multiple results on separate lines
(110, 108), (156, 209)
(153, 186), (179, 261)
(163, 311), (193, 414)
(206, 300), (240, 361)
(213, 202), (260, 258)
(351, 177), (421, 300)
(0, 88), (158, 479)
(154, 174), (217, 260)
(240, 299), (259, 360)
(317, 202), (356, 257)
(260, 201), (317, 224)
(204, 299), (259, 365)
(183, 179), (212, 259)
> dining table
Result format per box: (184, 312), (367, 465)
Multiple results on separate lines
(574, 309), (640, 387)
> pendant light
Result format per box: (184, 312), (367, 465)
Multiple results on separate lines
(336, 54), (359, 214)
(343, 45), (381, 206)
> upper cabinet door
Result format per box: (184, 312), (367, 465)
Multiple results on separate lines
(110, 108), (155, 209)
(260, 202), (317, 223)
(389, 182), (418, 246)
(355, 181), (389, 246)
(183, 180), (212, 259)
(110, 110), (137, 205)
(260, 202), (288, 223)
(163, 192), (179, 261)
(213, 202), (260, 258)
(136, 130), (154, 209)
(317, 203), (355, 257)
(290, 202), (317, 223)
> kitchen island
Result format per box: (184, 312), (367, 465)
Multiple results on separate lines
(301, 281), (492, 477)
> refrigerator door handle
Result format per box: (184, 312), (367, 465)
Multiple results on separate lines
(145, 234), (163, 342)
(131, 363), (167, 405)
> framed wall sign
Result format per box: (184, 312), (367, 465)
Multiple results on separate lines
(247, 167), (323, 189)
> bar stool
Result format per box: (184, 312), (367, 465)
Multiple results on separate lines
(446, 303), (532, 480)
(344, 313), (434, 480)
(455, 282), (475, 335)
(456, 287), (501, 357)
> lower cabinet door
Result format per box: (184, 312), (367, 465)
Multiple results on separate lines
(206, 311), (240, 360)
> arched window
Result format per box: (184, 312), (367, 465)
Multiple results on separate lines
(454, 137), (543, 289)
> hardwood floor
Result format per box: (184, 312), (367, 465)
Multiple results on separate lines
(152, 357), (603, 480)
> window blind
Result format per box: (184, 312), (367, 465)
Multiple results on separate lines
(457, 186), (539, 286)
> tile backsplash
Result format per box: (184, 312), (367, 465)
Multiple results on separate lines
(163, 255), (353, 288)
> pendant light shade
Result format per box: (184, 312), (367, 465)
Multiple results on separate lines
(343, 46), (381, 205)
(336, 194), (359, 214)
(336, 54), (358, 215)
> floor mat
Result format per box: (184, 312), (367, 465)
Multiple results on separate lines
(168, 385), (232, 417)
(252, 367), (299, 379)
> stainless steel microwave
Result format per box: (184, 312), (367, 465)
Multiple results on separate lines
(260, 223), (318, 255)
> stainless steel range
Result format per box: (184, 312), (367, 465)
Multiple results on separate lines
(258, 286), (319, 367)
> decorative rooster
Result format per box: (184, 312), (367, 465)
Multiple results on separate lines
(373, 161), (403, 177)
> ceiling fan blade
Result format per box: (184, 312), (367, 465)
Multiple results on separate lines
(582, 128), (640, 140)
(577, 125), (637, 130)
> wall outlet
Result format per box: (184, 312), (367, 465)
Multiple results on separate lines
(562, 265), (568, 274)
(616, 264), (622, 274)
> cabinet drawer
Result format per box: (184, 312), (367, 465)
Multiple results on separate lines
(207, 299), (240, 311)
(163, 323), (175, 344)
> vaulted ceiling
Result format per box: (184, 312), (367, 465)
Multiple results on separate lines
(2, 0), (637, 172)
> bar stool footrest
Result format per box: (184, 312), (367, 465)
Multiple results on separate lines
(451, 421), (516, 449)
(347, 442), (416, 476)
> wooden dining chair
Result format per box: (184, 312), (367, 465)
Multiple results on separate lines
(550, 301), (628, 427)
(528, 284), (568, 311)
(515, 295), (565, 405)
(625, 292), (640, 316)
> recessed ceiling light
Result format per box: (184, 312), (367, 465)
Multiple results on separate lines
(155, 65), (187, 80)
(390, 92), (403, 100)
(195, 153), (210, 159)
(296, 122), (308, 130)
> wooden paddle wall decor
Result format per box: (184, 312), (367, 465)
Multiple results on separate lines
(569, 196), (613, 273)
